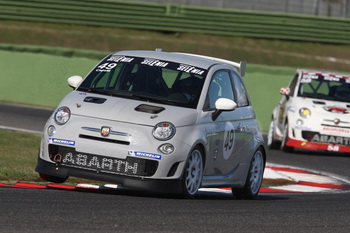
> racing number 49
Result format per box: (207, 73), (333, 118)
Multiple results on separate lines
(224, 129), (234, 151)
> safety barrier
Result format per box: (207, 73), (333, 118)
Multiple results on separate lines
(0, 0), (350, 44)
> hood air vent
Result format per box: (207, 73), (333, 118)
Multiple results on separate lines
(135, 104), (165, 114)
(84, 97), (107, 104)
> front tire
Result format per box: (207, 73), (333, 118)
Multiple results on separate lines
(181, 147), (203, 198)
(232, 149), (265, 199)
(267, 120), (281, 149)
(281, 123), (293, 153)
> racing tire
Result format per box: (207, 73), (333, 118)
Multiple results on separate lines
(39, 173), (68, 183)
(232, 149), (265, 200)
(281, 123), (293, 153)
(181, 147), (203, 198)
(267, 120), (281, 149)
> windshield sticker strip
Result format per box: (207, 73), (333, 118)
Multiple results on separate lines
(107, 55), (134, 63)
(177, 64), (205, 75)
(141, 58), (169, 67)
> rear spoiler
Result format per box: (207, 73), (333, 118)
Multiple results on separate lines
(174, 52), (246, 78)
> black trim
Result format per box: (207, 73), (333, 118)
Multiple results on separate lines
(36, 158), (183, 194)
(79, 134), (130, 145)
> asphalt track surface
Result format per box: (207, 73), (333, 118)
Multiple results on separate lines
(1, 102), (350, 232)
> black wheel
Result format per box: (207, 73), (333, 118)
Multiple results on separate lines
(39, 173), (68, 183)
(281, 123), (293, 153)
(232, 149), (265, 199)
(267, 120), (281, 149)
(181, 147), (203, 198)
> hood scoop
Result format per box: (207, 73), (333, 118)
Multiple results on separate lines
(313, 101), (325, 105)
(135, 104), (165, 114)
(84, 96), (107, 104)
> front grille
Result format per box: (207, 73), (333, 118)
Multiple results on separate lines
(48, 145), (158, 177)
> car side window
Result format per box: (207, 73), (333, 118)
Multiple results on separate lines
(231, 71), (249, 107)
(205, 70), (234, 110)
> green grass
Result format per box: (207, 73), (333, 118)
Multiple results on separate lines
(0, 50), (98, 107)
(0, 129), (41, 181)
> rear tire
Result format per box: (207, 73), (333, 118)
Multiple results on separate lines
(181, 147), (203, 198)
(232, 149), (265, 199)
(39, 173), (68, 183)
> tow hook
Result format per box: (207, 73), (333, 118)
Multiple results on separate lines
(53, 154), (62, 171)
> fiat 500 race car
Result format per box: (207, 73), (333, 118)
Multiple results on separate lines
(268, 69), (350, 154)
(36, 50), (266, 198)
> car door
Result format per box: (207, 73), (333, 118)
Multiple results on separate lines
(231, 71), (256, 157)
(203, 70), (245, 176)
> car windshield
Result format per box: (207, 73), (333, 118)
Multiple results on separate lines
(77, 54), (207, 108)
(297, 73), (350, 103)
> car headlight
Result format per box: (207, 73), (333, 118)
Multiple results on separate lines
(54, 106), (71, 125)
(299, 108), (311, 118)
(152, 122), (176, 141)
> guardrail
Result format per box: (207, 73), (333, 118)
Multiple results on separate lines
(0, 0), (350, 44)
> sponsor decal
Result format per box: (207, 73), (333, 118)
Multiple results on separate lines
(107, 55), (134, 63)
(324, 76), (340, 82)
(62, 152), (138, 175)
(322, 126), (350, 134)
(177, 64), (205, 75)
(128, 150), (162, 160)
(49, 138), (75, 146)
(141, 58), (169, 67)
(311, 134), (350, 146)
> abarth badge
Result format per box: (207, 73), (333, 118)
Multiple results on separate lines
(101, 126), (111, 137)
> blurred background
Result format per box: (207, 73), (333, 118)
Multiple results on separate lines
(1, 0), (350, 132)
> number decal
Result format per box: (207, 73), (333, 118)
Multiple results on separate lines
(224, 129), (234, 151)
(223, 122), (235, 160)
(96, 63), (117, 72)
(327, 145), (339, 152)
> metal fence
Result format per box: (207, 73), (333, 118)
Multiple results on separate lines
(124, 0), (350, 18)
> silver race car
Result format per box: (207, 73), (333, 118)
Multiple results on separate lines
(36, 50), (266, 198)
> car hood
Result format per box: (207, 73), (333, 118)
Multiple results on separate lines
(293, 97), (350, 116)
(57, 91), (200, 127)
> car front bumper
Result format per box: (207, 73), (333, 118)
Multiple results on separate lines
(286, 137), (350, 153)
(35, 157), (183, 194)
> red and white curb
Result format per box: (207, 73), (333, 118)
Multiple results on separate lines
(1, 163), (349, 194)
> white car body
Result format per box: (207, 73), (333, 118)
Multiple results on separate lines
(36, 50), (266, 198)
(268, 69), (350, 154)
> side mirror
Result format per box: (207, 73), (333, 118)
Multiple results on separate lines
(279, 87), (291, 100)
(68, 75), (83, 89)
(212, 98), (237, 121)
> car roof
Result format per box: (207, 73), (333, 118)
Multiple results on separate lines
(113, 50), (238, 70)
(298, 69), (350, 79)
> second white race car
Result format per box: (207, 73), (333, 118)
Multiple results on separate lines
(268, 69), (350, 154)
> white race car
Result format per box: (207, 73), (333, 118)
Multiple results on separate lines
(268, 69), (350, 154)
